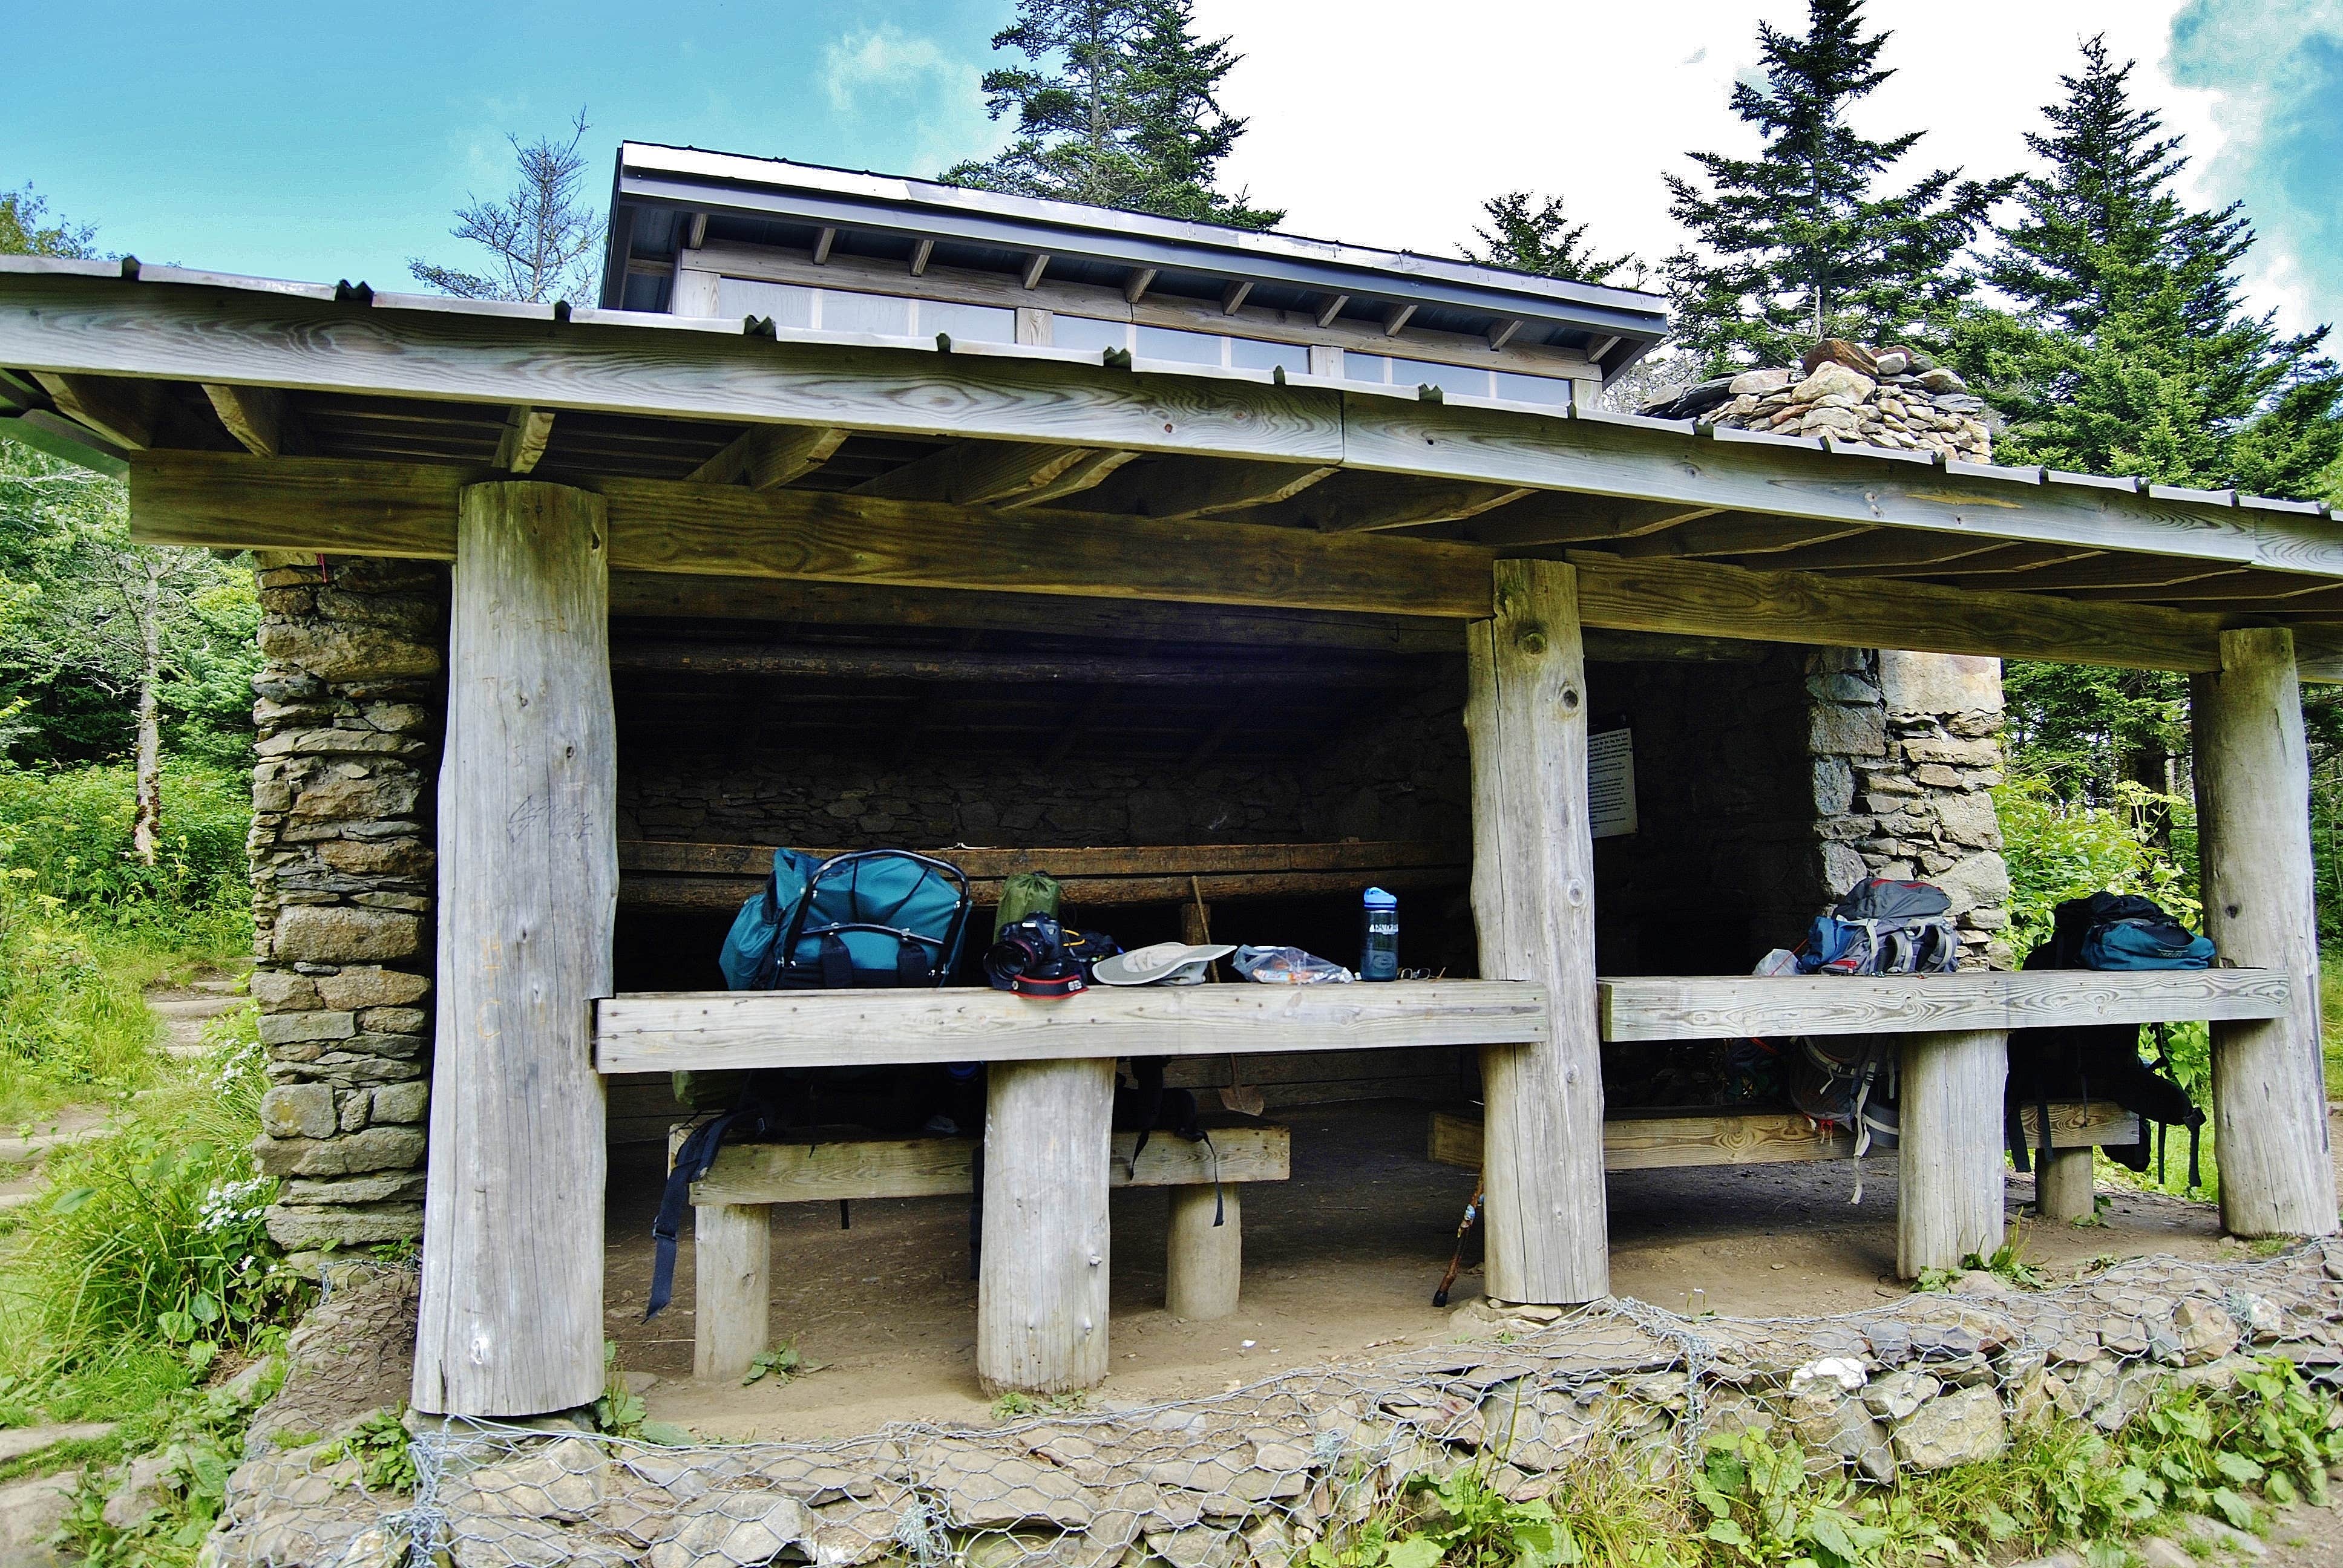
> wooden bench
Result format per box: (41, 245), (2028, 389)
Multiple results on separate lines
(671, 1120), (1291, 1382)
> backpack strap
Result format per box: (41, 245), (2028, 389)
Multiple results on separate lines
(649, 1104), (770, 1319)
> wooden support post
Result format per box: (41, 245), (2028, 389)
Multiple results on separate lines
(1464, 558), (1608, 1304)
(2192, 627), (2339, 1238)
(412, 481), (615, 1418)
(1897, 1030), (2008, 1276)
(977, 1057), (1115, 1394)
(692, 1204), (773, 1382)
(1165, 1184), (1241, 1320)
(2035, 1149), (2096, 1224)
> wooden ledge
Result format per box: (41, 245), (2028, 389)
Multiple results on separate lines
(1598, 969), (2289, 1043)
(594, 979), (1547, 1073)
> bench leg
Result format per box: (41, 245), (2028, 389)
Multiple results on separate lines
(978, 1057), (1115, 1395)
(1165, 1183), (1242, 1320)
(1898, 1029), (2009, 1277)
(693, 1203), (771, 1382)
(2035, 1148), (2096, 1224)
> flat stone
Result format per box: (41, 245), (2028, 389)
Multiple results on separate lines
(315, 967), (431, 1009)
(1792, 361), (1878, 405)
(369, 1081), (431, 1124)
(252, 1125), (427, 1177)
(1861, 1370), (1938, 1422)
(1730, 367), (1794, 396)
(1878, 650), (2003, 718)
(102, 1453), (174, 1532)
(251, 971), (323, 1010)
(286, 771), (424, 823)
(1932, 852), (2010, 914)
(1891, 1385), (2006, 1470)
(0, 1472), (79, 1563)
(264, 1202), (423, 1248)
(462, 1438), (609, 1522)
(646, 1490), (815, 1568)
(261, 1083), (338, 1141)
(0, 1422), (116, 1466)
(274, 906), (424, 964)
(1914, 366), (1967, 393)
(259, 1009), (358, 1045)
(1809, 704), (1887, 759)
(2172, 1301), (2239, 1365)
(258, 621), (442, 683)
(280, 1171), (427, 1204)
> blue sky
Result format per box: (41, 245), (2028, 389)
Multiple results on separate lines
(6, 1), (2339, 338)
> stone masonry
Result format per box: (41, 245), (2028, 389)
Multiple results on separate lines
(245, 554), (447, 1253)
(1648, 340), (2011, 963)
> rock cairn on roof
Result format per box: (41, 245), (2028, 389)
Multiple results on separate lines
(1639, 339), (1994, 461)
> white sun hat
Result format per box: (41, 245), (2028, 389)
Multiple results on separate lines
(1090, 941), (1237, 987)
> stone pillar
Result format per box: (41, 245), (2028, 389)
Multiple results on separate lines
(246, 555), (447, 1259)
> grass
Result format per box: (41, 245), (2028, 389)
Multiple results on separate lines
(2324, 958), (2343, 1099)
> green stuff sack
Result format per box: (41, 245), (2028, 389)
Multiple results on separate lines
(994, 871), (1062, 938)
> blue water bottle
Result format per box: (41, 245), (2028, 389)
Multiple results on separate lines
(1360, 886), (1399, 981)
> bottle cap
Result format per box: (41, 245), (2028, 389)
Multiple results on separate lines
(1363, 886), (1397, 907)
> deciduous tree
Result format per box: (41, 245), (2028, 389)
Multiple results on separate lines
(409, 111), (606, 304)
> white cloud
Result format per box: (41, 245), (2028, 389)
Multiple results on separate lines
(1194, 1), (2221, 293)
(821, 24), (994, 172)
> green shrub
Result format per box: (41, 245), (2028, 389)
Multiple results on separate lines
(0, 760), (251, 929)
(1993, 771), (2197, 958)
(0, 878), (159, 1110)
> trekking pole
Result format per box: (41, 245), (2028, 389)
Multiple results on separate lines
(1432, 1178), (1485, 1307)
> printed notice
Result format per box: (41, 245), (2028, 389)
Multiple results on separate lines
(1589, 727), (1637, 840)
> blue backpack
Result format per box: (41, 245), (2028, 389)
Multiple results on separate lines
(718, 848), (972, 991)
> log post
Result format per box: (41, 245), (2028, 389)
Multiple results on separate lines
(977, 1057), (1115, 1393)
(1898, 1029), (2008, 1276)
(2192, 627), (2339, 1238)
(2034, 1148), (2096, 1225)
(411, 482), (615, 1417)
(693, 1203), (773, 1382)
(1464, 558), (1608, 1304)
(1165, 1184), (1241, 1320)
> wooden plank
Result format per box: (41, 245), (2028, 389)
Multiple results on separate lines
(1472, 496), (1723, 548)
(1250, 473), (1533, 534)
(2194, 627), (2340, 1238)
(33, 370), (155, 448)
(1, 275), (1345, 460)
(1467, 558), (1607, 1304)
(413, 480), (614, 1419)
(1610, 514), (1872, 558)
(494, 407), (555, 474)
(1598, 969), (2290, 1042)
(133, 452), (463, 558)
(1571, 553), (2226, 674)
(1166, 1184), (1242, 1319)
(1899, 1030), (2008, 1276)
(621, 838), (1465, 880)
(1431, 1102), (2142, 1174)
(978, 1057), (1111, 1393)
(618, 864), (1470, 912)
(686, 425), (847, 488)
(203, 382), (298, 457)
(1002, 448), (1136, 509)
(687, 1124), (1290, 1205)
(1083, 459), (1339, 519)
(855, 441), (1105, 505)
(692, 1204), (770, 1382)
(592, 981), (1548, 1074)
(608, 639), (1424, 686)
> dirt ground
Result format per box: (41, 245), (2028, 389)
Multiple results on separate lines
(611, 1099), (2259, 1442)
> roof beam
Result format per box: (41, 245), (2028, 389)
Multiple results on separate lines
(686, 425), (847, 489)
(1487, 319), (1523, 351)
(493, 407), (556, 474)
(0, 410), (130, 476)
(202, 383), (301, 458)
(33, 371), (154, 449)
(908, 238), (935, 276)
(1315, 293), (1349, 328)
(1021, 253), (1050, 289)
(1381, 303), (1417, 337)
(1607, 514), (1873, 559)
(1083, 457), (1337, 519)
(1469, 495), (1723, 548)
(1254, 474), (1535, 534)
(1122, 267), (1157, 304)
(687, 213), (709, 250)
(1221, 280), (1253, 316)
(1753, 531), (2008, 575)
(1587, 335), (1621, 362)
(810, 226), (837, 264)
(855, 441), (1137, 507)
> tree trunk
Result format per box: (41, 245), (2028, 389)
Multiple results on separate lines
(131, 555), (163, 867)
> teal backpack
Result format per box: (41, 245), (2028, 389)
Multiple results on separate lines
(718, 848), (972, 991)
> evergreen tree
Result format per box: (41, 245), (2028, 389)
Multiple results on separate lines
(1960, 37), (2343, 500)
(409, 111), (605, 305)
(1662, 0), (2011, 369)
(1461, 192), (1642, 287)
(945, 0), (1281, 228)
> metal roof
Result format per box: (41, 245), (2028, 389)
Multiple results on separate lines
(604, 143), (1671, 379)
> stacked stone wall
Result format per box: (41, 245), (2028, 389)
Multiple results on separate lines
(246, 555), (447, 1255)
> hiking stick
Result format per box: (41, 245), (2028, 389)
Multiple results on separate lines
(1432, 1177), (1485, 1307)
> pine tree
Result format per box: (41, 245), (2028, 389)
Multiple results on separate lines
(408, 111), (605, 305)
(1961, 37), (2343, 500)
(1662, 0), (2011, 370)
(945, 0), (1281, 229)
(1460, 192), (1642, 286)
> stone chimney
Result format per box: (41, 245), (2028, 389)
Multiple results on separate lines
(1643, 341), (2012, 964)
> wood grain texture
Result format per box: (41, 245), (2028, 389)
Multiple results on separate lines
(132, 451), (462, 557)
(1571, 554), (2225, 673)
(978, 1057), (1115, 1394)
(620, 838), (1464, 878)
(1465, 558), (1608, 1305)
(1165, 1184), (1242, 1320)
(691, 1204), (771, 1382)
(2034, 1149), (2096, 1225)
(1426, 1102), (2137, 1174)
(592, 981), (1548, 1073)
(202, 382), (296, 457)
(412, 482), (615, 1419)
(2193, 628), (2341, 1238)
(1598, 969), (2290, 1042)
(685, 425), (847, 488)
(683, 1123), (1290, 1205)
(618, 865), (1469, 913)
(1898, 1029), (2010, 1277)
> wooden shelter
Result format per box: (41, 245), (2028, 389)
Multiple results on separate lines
(2, 143), (2338, 1417)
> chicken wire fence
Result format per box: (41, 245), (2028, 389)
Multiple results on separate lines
(204, 1243), (2343, 1568)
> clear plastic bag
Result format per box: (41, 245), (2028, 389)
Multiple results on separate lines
(1231, 945), (1355, 984)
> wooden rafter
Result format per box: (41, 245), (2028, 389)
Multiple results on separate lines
(1470, 496), (1722, 548)
(1257, 473), (1535, 534)
(33, 371), (154, 449)
(493, 407), (556, 474)
(1607, 514), (1872, 559)
(1081, 458), (1337, 519)
(854, 440), (1133, 506)
(202, 383), (300, 458)
(685, 425), (847, 489)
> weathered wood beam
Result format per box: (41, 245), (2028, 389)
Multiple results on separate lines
(1, 410), (130, 475)
(606, 639), (1423, 686)
(855, 440), (1125, 506)
(908, 238), (934, 276)
(1220, 280), (1252, 315)
(33, 371), (154, 448)
(1487, 319), (1523, 351)
(999, 448), (1136, 508)
(980, 1058), (1113, 1393)
(1899, 1030), (2009, 1276)
(1856, 543), (2109, 579)
(493, 407), (555, 474)
(685, 424), (847, 488)
(811, 226), (836, 264)
(1081, 457), (1337, 518)
(1382, 303), (1417, 336)
(1944, 558), (2251, 593)
(1021, 252), (1049, 289)
(1315, 293), (1348, 327)
(202, 383), (300, 457)
(1470, 496), (1724, 548)
(1752, 531), (2009, 575)
(1122, 267), (1156, 304)
(1606, 514), (1872, 559)
(1568, 552), (2228, 673)
(1253, 472), (1533, 534)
